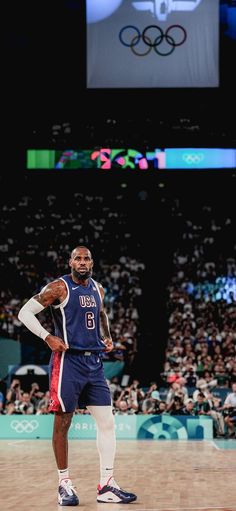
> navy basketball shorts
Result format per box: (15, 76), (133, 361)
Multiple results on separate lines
(49, 351), (111, 412)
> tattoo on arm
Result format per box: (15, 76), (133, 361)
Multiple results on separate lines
(98, 284), (112, 340)
(100, 310), (111, 339)
(35, 280), (67, 308)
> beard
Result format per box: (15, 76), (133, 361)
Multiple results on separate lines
(72, 268), (92, 281)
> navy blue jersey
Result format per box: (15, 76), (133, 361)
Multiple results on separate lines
(50, 274), (105, 351)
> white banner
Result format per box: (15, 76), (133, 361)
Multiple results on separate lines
(86, 0), (219, 88)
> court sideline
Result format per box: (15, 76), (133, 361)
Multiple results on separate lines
(1, 439), (236, 511)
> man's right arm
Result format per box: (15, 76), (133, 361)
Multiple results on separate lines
(18, 280), (68, 352)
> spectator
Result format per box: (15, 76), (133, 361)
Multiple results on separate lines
(223, 382), (236, 438)
(6, 379), (22, 404)
(18, 392), (34, 414)
(0, 391), (4, 414)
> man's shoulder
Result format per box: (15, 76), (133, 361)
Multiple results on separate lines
(47, 277), (67, 286)
(40, 277), (68, 297)
(90, 278), (103, 289)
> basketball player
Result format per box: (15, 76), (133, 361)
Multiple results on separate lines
(18, 246), (137, 506)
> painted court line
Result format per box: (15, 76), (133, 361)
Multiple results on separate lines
(132, 508), (236, 511)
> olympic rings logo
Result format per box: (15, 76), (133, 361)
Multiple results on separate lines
(10, 420), (39, 433)
(119, 25), (187, 56)
(182, 153), (205, 164)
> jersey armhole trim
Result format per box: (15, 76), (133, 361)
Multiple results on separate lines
(91, 278), (102, 304)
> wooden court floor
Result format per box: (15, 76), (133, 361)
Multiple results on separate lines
(0, 439), (236, 511)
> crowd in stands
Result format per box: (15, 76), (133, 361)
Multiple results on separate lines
(0, 188), (145, 365)
(0, 181), (235, 438)
(160, 195), (236, 437)
(1, 376), (236, 438)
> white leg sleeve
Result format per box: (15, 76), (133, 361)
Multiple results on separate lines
(87, 405), (116, 469)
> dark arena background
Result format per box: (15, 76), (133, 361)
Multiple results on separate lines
(1, 2), (236, 510)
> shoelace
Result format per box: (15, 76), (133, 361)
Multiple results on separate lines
(61, 479), (77, 496)
(105, 477), (120, 490)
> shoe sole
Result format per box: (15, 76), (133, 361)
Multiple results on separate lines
(97, 496), (137, 504)
(58, 501), (79, 506)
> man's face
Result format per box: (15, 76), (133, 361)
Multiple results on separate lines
(69, 247), (93, 281)
(187, 401), (194, 409)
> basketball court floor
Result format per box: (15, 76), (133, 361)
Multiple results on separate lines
(1, 439), (236, 511)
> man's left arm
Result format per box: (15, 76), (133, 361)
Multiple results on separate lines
(99, 285), (113, 353)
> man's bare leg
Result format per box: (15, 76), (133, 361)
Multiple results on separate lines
(53, 411), (79, 506)
(52, 411), (73, 469)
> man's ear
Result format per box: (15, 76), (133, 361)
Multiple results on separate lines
(69, 258), (72, 268)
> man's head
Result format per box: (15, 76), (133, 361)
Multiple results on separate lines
(159, 401), (167, 412)
(197, 392), (205, 402)
(231, 383), (236, 394)
(185, 399), (194, 410)
(118, 400), (129, 412)
(69, 246), (93, 281)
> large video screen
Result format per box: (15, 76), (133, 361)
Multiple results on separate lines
(86, 0), (220, 88)
(27, 148), (236, 170)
